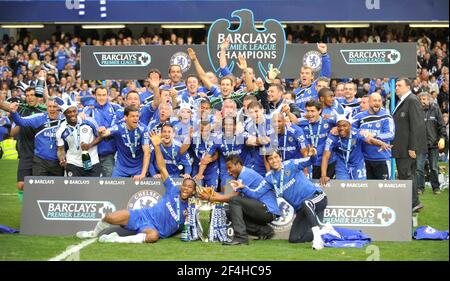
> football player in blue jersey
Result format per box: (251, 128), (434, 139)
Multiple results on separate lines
(245, 101), (272, 176)
(358, 94), (370, 113)
(267, 112), (307, 161)
(125, 90), (158, 128)
(76, 131), (197, 244)
(82, 86), (124, 177)
(178, 75), (209, 108)
(190, 121), (220, 190)
(293, 43), (330, 109)
(167, 64), (187, 93)
(353, 93), (395, 179)
(8, 97), (65, 176)
(147, 102), (174, 131)
(319, 87), (345, 120)
(206, 117), (250, 191)
(337, 82), (360, 117)
(149, 123), (192, 179)
(267, 84), (302, 124)
(320, 115), (392, 184)
(263, 149), (339, 250)
(97, 106), (150, 181)
(139, 69), (162, 106)
(172, 103), (194, 144)
(297, 100), (337, 179)
(199, 155), (280, 245)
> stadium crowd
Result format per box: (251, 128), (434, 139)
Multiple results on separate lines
(0, 27), (448, 247)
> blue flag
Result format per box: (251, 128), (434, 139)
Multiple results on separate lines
(321, 227), (371, 248)
(413, 226), (449, 240)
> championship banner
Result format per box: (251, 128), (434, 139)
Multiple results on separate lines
(81, 43), (417, 80)
(81, 9), (417, 80)
(22, 177), (411, 241)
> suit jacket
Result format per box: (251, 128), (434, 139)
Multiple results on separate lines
(392, 92), (428, 158)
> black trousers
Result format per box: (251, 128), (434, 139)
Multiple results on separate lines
(66, 163), (101, 177)
(289, 192), (327, 243)
(17, 157), (33, 182)
(32, 156), (64, 176)
(365, 160), (389, 180)
(312, 161), (336, 179)
(396, 158), (420, 208)
(228, 195), (276, 242)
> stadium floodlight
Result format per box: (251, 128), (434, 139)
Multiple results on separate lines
(82, 24), (125, 29)
(161, 24), (205, 29)
(325, 24), (370, 28)
(409, 23), (448, 28)
(1, 24), (44, 28)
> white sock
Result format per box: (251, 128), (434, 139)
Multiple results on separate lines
(94, 220), (111, 236)
(114, 233), (146, 244)
(312, 226), (321, 241)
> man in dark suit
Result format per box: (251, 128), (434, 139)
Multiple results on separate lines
(392, 78), (428, 213)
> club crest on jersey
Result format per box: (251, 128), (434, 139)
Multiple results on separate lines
(127, 190), (162, 210)
(376, 122), (381, 128)
(284, 170), (291, 177)
(270, 197), (295, 232)
(288, 136), (294, 142)
(302, 50), (322, 72)
(323, 123), (329, 129)
(170, 52), (191, 73)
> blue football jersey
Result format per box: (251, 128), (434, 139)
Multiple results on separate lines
(110, 122), (149, 177)
(265, 158), (322, 211)
(298, 117), (337, 166)
(237, 167), (281, 216)
(353, 108), (395, 161)
(141, 178), (189, 238)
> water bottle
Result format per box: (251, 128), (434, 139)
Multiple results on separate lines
(35, 77), (45, 98)
(180, 216), (189, 242)
(82, 151), (92, 171)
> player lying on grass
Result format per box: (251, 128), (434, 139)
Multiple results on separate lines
(76, 131), (196, 243)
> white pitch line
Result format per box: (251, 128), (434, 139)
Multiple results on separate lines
(0, 193), (17, 196)
(48, 238), (97, 261)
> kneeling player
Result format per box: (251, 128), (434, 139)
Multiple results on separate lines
(76, 132), (196, 243)
(262, 149), (339, 250)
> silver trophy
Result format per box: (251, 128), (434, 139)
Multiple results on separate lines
(195, 185), (215, 242)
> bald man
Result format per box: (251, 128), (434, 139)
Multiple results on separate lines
(353, 92), (395, 179)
